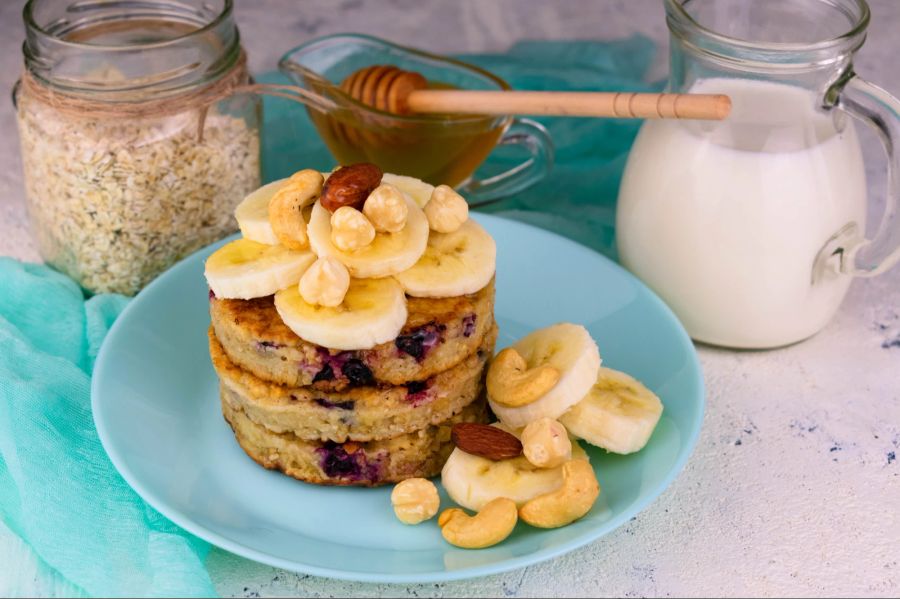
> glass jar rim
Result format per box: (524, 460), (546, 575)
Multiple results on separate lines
(21, 0), (242, 99)
(23, 0), (234, 50)
(665, 0), (871, 67)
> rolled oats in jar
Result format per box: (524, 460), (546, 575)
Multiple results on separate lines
(16, 0), (261, 295)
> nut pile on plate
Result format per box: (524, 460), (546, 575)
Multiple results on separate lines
(390, 323), (665, 549)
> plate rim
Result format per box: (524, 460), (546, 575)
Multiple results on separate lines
(91, 213), (705, 584)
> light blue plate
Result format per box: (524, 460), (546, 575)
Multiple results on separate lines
(92, 214), (704, 583)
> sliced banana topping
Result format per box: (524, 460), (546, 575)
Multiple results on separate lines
(204, 239), (316, 300)
(489, 324), (601, 429)
(394, 219), (496, 298)
(274, 276), (407, 350)
(234, 178), (287, 245)
(308, 195), (429, 279)
(559, 367), (664, 455)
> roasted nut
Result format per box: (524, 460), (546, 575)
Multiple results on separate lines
(439, 498), (518, 549)
(287, 168), (324, 189)
(424, 185), (468, 233)
(521, 418), (572, 469)
(330, 206), (376, 251)
(320, 163), (384, 212)
(299, 257), (350, 307)
(268, 169), (323, 250)
(487, 348), (560, 408)
(391, 478), (440, 525)
(518, 459), (599, 528)
(451, 423), (523, 461)
(363, 183), (409, 233)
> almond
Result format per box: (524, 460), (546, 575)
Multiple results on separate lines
(451, 423), (523, 461)
(321, 163), (384, 212)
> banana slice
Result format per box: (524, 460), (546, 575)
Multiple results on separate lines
(394, 219), (496, 298)
(559, 367), (663, 454)
(307, 196), (429, 278)
(441, 423), (588, 512)
(274, 277), (407, 350)
(205, 239), (316, 300)
(489, 324), (601, 429)
(234, 178), (288, 245)
(381, 173), (435, 209)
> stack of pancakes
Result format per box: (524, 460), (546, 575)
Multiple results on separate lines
(209, 280), (496, 486)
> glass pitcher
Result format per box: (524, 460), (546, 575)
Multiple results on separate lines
(617, 0), (900, 349)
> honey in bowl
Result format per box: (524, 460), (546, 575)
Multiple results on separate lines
(279, 34), (553, 203)
(307, 78), (506, 188)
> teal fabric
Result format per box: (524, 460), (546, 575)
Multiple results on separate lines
(0, 38), (654, 597)
(0, 259), (215, 598)
(262, 36), (660, 259)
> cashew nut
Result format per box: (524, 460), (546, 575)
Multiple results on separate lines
(363, 183), (409, 233)
(268, 169), (323, 250)
(424, 185), (468, 233)
(518, 459), (599, 529)
(299, 257), (350, 307)
(439, 497), (518, 549)
(391, 478), (440, 525)
(521, 418), (572, 469)
(330, 206), (376, 251)
(486, 348), (561, 407)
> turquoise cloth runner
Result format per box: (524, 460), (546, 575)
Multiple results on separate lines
(0, 37), (655, 597)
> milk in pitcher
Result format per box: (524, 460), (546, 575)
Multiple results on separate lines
(617, 78), (867, 348)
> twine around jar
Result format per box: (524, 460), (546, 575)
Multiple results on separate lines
(18, 51), (338, 141)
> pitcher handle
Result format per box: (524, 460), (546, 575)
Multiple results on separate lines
(457, 118), (554, 208)
(822, 74), (900, 277)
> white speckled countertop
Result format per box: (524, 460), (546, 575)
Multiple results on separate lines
(1, 1), (898, 597)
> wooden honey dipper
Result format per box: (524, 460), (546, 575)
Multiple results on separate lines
(341, 65), (732, 120)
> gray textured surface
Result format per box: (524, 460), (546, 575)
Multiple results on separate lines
(1, 1), (899, 597)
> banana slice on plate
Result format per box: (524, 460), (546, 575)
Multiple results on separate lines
(234, 178), (288, 245)
(204, 239), (315, 300)
(307, 196), (429, 278)
(441, 424), (588, 512)
(274, 277), (407, 350)
(394, 219), (496, 298)
(489, 324), (601, 429)
(381, 173), (435, 209)
(559, 367), (664, 454)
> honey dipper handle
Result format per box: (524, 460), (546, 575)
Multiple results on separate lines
(405, 90), (732, 120)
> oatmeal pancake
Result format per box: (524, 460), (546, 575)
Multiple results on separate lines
(222, 394), (489, 487)
(210, 323), (497, 442)
(210, 278), (494, 389)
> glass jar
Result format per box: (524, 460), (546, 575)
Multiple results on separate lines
(16, 0), (261, 295)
